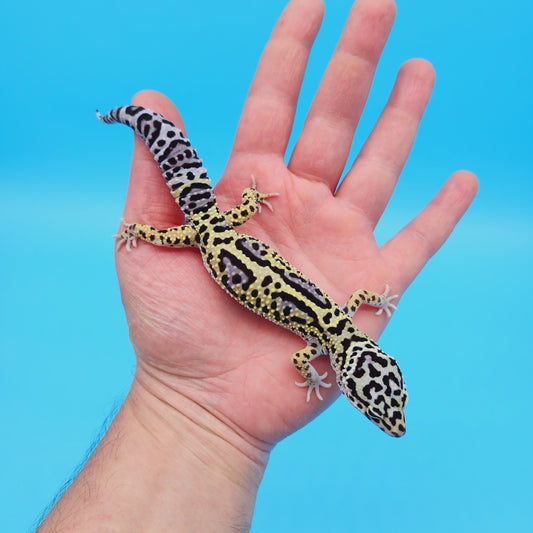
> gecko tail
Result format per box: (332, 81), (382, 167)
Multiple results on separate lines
(97, 105), (216, 217)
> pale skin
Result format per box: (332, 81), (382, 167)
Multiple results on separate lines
(38, 0), (478, 531)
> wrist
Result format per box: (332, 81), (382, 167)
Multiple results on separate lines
(126, 370), (270, 531)
(39, 366), (270, 532)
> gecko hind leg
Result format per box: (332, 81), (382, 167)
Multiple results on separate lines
(114, 219), (197, 251)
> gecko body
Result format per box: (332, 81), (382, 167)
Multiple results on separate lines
(98, 105), (408, 437)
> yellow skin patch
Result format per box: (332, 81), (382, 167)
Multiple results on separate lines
(99, 105), (408, 437)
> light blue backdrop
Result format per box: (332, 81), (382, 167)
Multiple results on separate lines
(1, 1), (531, 531)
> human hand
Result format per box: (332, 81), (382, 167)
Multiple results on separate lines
(37, 1), (479, 530)
(116, 0), (477, 449)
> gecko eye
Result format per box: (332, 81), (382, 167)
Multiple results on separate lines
(366, 406), (384, 422)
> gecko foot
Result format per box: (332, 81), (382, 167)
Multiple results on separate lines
(250, 174), (280, 213)
(295, 371), (332, 401)
(113, 219), (138, 252)
(375, 284), (399, 318)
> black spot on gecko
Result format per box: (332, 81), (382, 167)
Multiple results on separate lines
(368, 364), (382, 378)
(190, 191), (213, 202)
(213, 225), (229, 233)
(261, 275), (273, 287)
(213, 237), (233, 246)
(341, 338), (352, 352)
(181, 161), (204, 169)
(326, 318), (350, 336)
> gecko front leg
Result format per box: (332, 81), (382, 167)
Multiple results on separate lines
(222, 176), (279, 228)
(292, 342), (332, 401)
(342, 284), (399, 319)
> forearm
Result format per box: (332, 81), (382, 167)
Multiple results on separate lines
(38, 370), (269, 532)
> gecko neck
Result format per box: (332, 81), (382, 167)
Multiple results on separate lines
(326, 324), (374, 375)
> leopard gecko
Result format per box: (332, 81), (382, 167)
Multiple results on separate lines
(97, 105), (408, 437)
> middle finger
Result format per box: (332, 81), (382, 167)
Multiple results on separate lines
(288, 0), (396, 189)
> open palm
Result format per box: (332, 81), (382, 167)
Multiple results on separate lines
(113, 0), (477, 446)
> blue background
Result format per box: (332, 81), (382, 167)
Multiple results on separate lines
(1, 0), (532, 531)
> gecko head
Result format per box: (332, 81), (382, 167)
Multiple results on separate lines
(336, 344), (408, 437)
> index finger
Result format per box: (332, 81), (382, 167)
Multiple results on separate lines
(230, 0), (324, 158)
